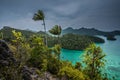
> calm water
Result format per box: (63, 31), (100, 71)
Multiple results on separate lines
(60, 36), (120, 80)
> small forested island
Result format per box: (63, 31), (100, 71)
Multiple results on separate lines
(61, 34), (105, 50)
(106, 35), (116, 41)
(48, 33), (105, 50)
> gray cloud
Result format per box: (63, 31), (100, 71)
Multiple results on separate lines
(0, 0), (120, 31)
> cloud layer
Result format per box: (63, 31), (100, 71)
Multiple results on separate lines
(0, 0), (120, 31)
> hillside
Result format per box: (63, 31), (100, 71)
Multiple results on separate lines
(0, 26), (105, 50)
(62, 27), (120, 36)
(48, 33), (105, 50)
(60, 33), (105, 50)
(0, 26), (45, 41)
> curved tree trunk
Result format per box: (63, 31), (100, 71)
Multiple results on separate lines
(58, 35), (59, 44)
(43, 19), (47, 46)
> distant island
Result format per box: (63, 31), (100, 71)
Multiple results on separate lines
(62, 27), (120, 40)
(106, 35), (116, 41)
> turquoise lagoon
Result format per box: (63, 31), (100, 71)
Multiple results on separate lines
(60, 36), (120, 80)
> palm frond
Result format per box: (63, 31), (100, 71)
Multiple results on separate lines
(33, 10), (44, 21)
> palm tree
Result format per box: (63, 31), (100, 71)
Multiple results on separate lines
(33, 10), (47, 46)
(49, 25), (62, 44)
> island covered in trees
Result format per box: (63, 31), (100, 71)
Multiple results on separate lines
(62, 27), (120, 40)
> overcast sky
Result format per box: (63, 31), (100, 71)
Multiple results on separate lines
(0, 0), (120, 31)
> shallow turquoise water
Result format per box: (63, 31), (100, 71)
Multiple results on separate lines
(60, 36), (120, 80)
(61, 49), (83, 64)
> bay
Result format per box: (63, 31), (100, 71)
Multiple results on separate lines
(60, 36), (120, 80)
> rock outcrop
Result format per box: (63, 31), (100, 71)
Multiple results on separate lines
(22, 66), (60, 80)
(0, 40), (15, 66)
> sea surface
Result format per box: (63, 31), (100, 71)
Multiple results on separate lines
(60, 36), (120, 80)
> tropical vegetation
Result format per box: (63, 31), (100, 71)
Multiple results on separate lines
(48, 33), (105, 50)
(0, 30), (114, 80)
(0, 10), (114, 80)
(33, 10), (47, 45)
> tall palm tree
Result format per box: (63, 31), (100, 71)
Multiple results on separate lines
(49, 25), (62, 44)
(33, 10), (47, 46)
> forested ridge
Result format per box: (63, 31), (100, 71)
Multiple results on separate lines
(62, 27), (120, 37)
(0, 27), (105, 50)
(48, 33), (105, 50)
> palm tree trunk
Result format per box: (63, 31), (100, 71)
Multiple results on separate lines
(58, 35), (59, 44)
(43, 19), (47, 46)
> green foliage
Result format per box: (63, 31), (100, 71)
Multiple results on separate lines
(0, 64), (22, 80)
(58, 66), (85, 80)
(12, 30), (23, 43)
(46, 44), (62, 74)
(12, 30), (31, 66)
(61, 34), (92, 50)
(0, 26), (37, 41)
(49, 25), (62, 44)
(48, 33), (105, 50)
(27, 35), (51, 69)
(61, 61), (73, 68)
(0, 9), (113, 80)
(47, 57), (60, 74)
(33, 10), (47, 45)
(61, 33), (104, 50)
(82, 43), (107, 80)
(33, 10), (45, 21)
(47, 36), (58, 46)
(53, 44), (61, 60)
(0, 30), (29, 80)
(49, 25), (62, 35)
(41, 59), (48, 72)
(30, 35), (44, 46)
(75, 62), (82, 71)
(0, 29), (112, 80)
(88, 35), (105, 43)
(0, 65), (22, 80)
(27, 35), (61, 74)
